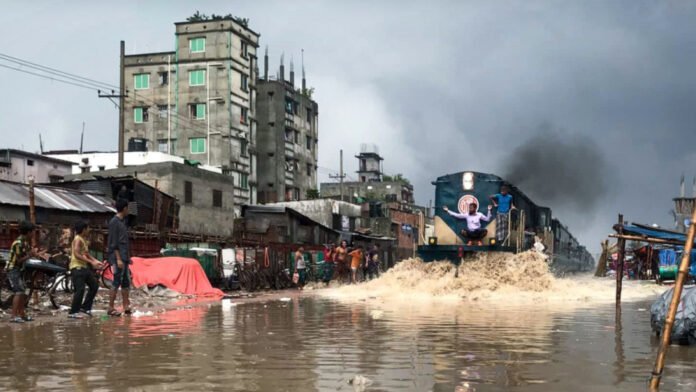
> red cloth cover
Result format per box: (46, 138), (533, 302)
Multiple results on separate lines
(105, 257), (223, 297)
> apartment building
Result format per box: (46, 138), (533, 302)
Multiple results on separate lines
(122, 17), (259, 206)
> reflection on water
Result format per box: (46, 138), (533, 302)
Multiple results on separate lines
(0, 297), (694, 391)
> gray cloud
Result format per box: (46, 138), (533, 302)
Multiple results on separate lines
(2, 1), (696, 253)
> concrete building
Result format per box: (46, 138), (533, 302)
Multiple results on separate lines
(0, 149), (73, 184)
(268, 199), (361, 232)
(320, 145), (414, 204)
(66, 162), (238, 237)
(122, 17), (259, 207)
(256, 50), (319, 203)
(45, 151), (221, 175)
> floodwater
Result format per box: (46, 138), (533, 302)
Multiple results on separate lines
(0, 294), (695, 391)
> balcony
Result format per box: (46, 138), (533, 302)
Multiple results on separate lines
(284, 141), (295, 158)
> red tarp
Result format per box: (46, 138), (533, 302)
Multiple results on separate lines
(105, 257), (223, 297)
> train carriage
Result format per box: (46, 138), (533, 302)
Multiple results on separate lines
(418, 171), (593, 273)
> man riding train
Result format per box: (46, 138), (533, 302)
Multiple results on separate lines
(443, 203), (493, 246)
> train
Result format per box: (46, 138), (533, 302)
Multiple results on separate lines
(417, 171), (594, 273)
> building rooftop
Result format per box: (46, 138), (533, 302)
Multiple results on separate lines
(1, 149), (75, 166)
(0, 179), (115, 213)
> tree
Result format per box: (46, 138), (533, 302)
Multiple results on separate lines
(305, 189), (319, 200)
(187, 10), (208, 22)
(383, 173), (411, 185)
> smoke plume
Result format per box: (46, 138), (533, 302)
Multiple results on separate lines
(502, 125), (608, 211)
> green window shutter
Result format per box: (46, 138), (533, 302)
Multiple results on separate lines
(134, 74), (149, 90)
(134, 107), (143, 123)
(196, 103), (206, 119)
(190, 138), (206, 154)
(190, 38), (205, 53)
(189, 70), (205, 86)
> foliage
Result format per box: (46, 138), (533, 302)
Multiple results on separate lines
(305, 189), (320, 200)
(382, 173), (411, 185)
(186, 11), (250, 27)
(296, 87), (315, 99)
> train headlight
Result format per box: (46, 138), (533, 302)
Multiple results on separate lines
(428, 237), (438, 246)
(462, 172), (474, 190)
(489, 238), (497, 246)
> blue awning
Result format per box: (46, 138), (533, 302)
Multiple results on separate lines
(622, 224), (693, 244)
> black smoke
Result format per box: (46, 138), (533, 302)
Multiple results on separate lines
(502, 125), (608, 211)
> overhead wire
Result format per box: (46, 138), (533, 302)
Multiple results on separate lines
(0, 62), (103, 92)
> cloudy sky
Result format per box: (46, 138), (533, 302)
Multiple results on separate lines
(2, 1), (695, 253)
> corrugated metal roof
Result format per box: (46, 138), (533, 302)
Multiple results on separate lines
(0, 180), (115, 213)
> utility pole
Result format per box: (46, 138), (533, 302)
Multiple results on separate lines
(329, 149), (346, 201)
(98, 40), (128, 167)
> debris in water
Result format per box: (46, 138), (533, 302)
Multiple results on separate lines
(349, 375), (373, 391)
(369, 310), (384, 319)
(279, 297), (292, 302)
(131, 310), (154, 318)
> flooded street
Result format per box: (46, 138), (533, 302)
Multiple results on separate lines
(0, 294), (695, 391)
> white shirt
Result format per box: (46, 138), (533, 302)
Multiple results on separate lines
(445, 209), (492, 230)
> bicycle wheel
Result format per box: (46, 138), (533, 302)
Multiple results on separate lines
(99, 264), (114, 290)
(49, 274), (72, 310)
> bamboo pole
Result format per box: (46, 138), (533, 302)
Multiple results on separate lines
(649, 206), (696, 389)
(615, 214), (626, 304)
(28, 177), (37, 247)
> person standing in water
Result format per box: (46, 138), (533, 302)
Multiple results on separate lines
(348, 245), (364, 284)
(6, 221), (39, 323)
(295, 247), (307, 290)
(107, 199), (132, 317)
(335, 240), (349, 283)
(322, 244), (335, 286)
(489, 184), (515, 243)
(443, 203), (493, 246)
(68, 221), (105, 319)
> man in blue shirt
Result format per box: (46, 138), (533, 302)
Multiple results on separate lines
(107, 199), (131, 317)
(489, 184), (515, 243)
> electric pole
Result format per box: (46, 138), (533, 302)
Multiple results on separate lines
(329, 149), (346, 201)
(98, 40), (128, 167)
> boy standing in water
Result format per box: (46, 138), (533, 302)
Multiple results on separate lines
(348, 245), (364, 284)
(295, 247), (307, 290)
(6, 221), (39, 323)
(489, 184), (515, 243)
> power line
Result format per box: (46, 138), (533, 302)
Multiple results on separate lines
(0, 52), (120, 91)
(0, 62), (101, 91)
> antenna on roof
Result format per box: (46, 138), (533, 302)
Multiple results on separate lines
(301, 48), (306, 91)
(39, 133), (44, 154)
(80, 122), (85, 154)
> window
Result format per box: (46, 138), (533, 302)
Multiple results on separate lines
(189, 37), (205, 53)
(157, 140), (168, 153)
(190, 103), (206, 120)
(212, 190), (222, 208)
(189, 70), (206, 86)
(158, 105), (168, 119)
(306, 108), (312, 121)
(306, 136), (312, 150)
(240, 107), (248, 124)
(27, 159), (34, 166)
(240, 139), (249, 157)
(240, 173), (249, 189)
(190, 137), (206, 154)
(241, 73), (248, 92)
(134, 107), (148, 123)
(184, 181), (192, 204)
(285, 129), (293, 142)
(306, 163), (312, 176)
(294, 130), (299, 144)
(241, 41), (248, 58)
(134, 73), (149, 90)
(285, 98), (293, 114)
(158, 72), (168, 85)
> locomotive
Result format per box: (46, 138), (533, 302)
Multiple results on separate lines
(417, 171), (594, 273)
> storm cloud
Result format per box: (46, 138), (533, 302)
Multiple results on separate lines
(2, 1), (696, 252)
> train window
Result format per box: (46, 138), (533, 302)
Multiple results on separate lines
(462, 172), (474, 190)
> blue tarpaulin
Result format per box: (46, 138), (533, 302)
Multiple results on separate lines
(622, 224), (694, 243)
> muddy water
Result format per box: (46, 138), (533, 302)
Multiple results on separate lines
(0, 295), (694, 391)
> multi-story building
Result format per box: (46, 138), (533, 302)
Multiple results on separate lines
(0, 149), (73, 184)
(122, 17), (259, 207)
(256, 50), (319, 203)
